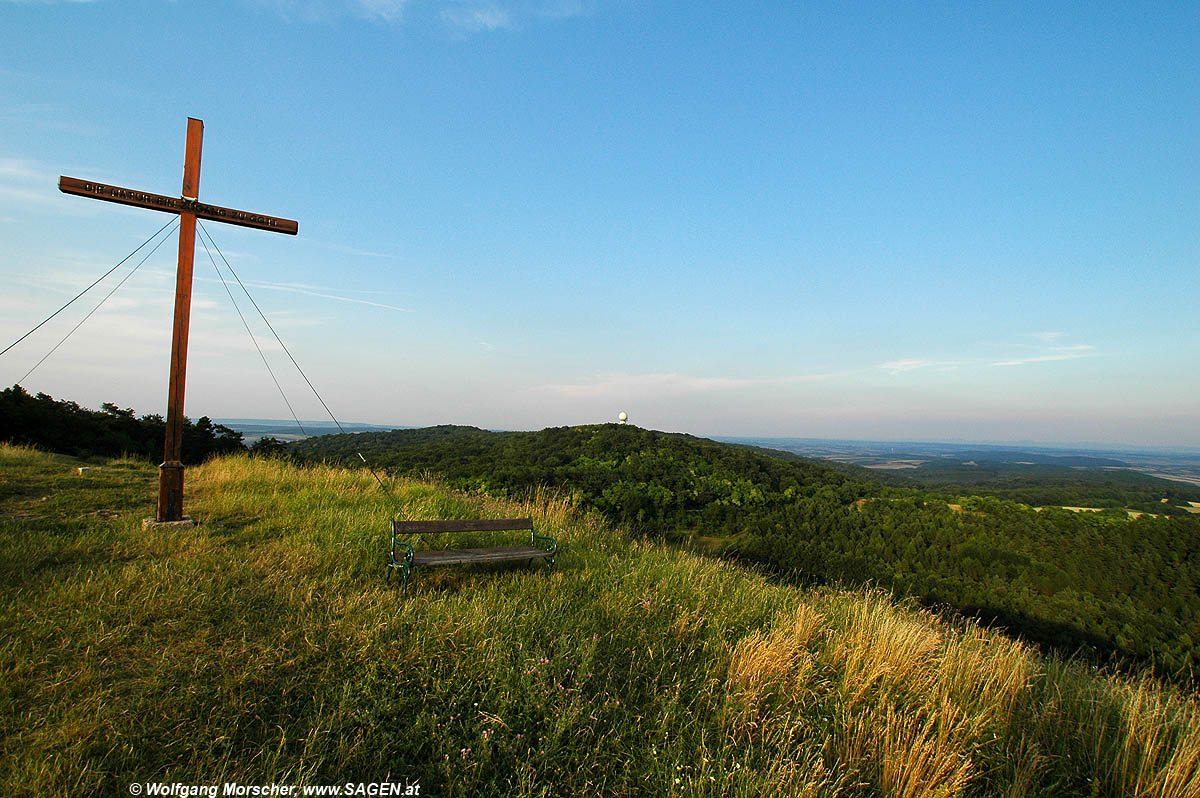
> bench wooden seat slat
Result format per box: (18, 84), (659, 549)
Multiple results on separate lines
(412, 545), (554, 567)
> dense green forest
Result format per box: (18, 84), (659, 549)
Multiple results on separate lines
(0, 384), (245, 463)
(764, 446), (1200, 515)
(292, 424), (1200, 682)
(876, 458), (1200, 515)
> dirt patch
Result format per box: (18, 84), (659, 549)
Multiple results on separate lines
(1144, 472), (1200, 488)
(1034, 506), (1105, 513)
(864, 460), (926, 470)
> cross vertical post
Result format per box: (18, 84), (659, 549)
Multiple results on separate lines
(58, 117), (299, 527)
(158, 117), (204, 522)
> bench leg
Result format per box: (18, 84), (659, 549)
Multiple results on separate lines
(528, 557), (555, 575)
(387, 561), (412, 597)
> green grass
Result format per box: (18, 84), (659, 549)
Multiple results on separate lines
(2, 443), (1199, 796)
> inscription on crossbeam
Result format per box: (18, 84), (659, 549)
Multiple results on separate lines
(59, 176), (298, 235)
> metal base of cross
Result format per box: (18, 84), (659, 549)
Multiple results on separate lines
(142, 516), (197, 531)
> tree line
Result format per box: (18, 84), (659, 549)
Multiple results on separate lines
(0, 384), (245, 463)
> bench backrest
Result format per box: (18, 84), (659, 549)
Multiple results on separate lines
(393, 518), (534, 537)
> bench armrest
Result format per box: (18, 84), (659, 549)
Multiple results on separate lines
(390, 522), (415, 566)
(532, 529), (557, 556)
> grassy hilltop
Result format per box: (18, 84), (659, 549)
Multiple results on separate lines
(2, 443), (1200, 796)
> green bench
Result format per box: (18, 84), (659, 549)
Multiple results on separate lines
(387, 517), (557, 597)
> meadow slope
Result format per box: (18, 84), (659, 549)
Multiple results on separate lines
(2, 444), (1198, 796)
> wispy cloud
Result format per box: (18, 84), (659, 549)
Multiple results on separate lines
(880, 336), (1098, 375)
(537, 370), (846, 399)
(263, 0), (586, 31)
(355, 0), (408, 21)
(545, 373), (755, 398)
(879, 358), (946, 375)
(440, 0), (589, 31)
(1030, 331), (1066, 344)
(442, 4), (513, 31)
(263, 0), (408, 23)
(0, 157), (91, 216)
(538, 0), (584, 19)
(991, 345), (1095, 368)
(0, 158), (49, 181)
(306, 238), (401, 260)
(200, 275), (412, 312)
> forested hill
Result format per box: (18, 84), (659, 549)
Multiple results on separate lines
(287, 423), (879, 535)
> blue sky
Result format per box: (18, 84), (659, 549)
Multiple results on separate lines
(1, 1), (1197, 446)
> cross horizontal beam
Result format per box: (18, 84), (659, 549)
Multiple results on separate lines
(59, 176), (298, 235)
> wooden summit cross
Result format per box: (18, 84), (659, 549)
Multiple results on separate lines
(59, 117), (298, 525)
